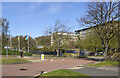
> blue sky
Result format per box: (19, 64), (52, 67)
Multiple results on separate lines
(2, 2), (88, 38)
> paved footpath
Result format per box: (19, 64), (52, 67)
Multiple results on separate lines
(69, 66), (119, 78)
(2, 58), (93, 76)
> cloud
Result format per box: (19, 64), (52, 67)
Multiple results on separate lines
(30, 2), (42, 10)
(47, 4), (62, 13)
(46, 3), (74, 14)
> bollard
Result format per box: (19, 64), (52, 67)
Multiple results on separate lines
(51, 59), (53, 61)
(41, 54), (44, 60)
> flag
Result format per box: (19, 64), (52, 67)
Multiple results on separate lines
(9, 36), (11, 41)
(25, 35), (29, 40)
(18, 36), (19, 41)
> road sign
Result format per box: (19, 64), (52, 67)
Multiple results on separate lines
(4, 46), (9, 59)
(4, 46), (10, 49)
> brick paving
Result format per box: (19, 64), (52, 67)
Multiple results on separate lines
(2, 58), (94, 76)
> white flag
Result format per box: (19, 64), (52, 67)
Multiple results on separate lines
(18, 36), (19, 41)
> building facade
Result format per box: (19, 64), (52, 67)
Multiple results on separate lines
(75, 27), (92, 40)
(51, 32), (76, 46)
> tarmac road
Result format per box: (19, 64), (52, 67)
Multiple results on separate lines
(69, 66), (119, 78)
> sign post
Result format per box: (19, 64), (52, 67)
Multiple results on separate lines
(6, 47), (8, 59)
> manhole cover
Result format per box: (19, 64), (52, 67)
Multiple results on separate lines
(20, 68), (28, 71)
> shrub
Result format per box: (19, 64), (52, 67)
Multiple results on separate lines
(23, 52), (32, 56)
(62, 53), (66, 57)
(78, 55), (87, 58)
(2, 49), (32, 56)
(2, 49), (20, 55)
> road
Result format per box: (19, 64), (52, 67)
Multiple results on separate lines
(2, 58), (93, 77)
(69, 66), (119, 78)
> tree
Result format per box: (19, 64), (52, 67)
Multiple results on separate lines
(0, 18), (9, 49)
(12, 35), (37, 51)
(27, 36), (37, 50)
(60, 38), (75, 49)
(75, 36), (85, 49)
(78, 1), (120, 60)
(11, 36), (19, 48)
(46, 19), (71, 57)
(109, 34), (118, 49)
(75, 30), (102, 53)
(84, 30), (102, 53)
(35, 36), (51, 47)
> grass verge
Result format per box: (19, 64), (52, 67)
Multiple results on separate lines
(1, 55), (17, 57)
(36, 69), (91, 78)
(0, 59), (30, 64)
(89, 61), (120, 67)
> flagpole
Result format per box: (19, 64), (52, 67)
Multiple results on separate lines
(28, 36), (29, 53)
(18, 36), (20, 52)
(18, 36), (19, 51)
(10, 37), (11, 48)
(19, 36), (20, 52)
(10, 36), (12, 48)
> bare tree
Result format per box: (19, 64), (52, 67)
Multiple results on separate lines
(78, 1), (120, 60)
(46, 19), (71, 57)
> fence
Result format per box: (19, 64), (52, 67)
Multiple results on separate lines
(30, 51), (57, 55)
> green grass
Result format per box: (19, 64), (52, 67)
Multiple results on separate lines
(37, 69), (91, 78)
(0, 59), (31, 64)
(90, 61), (120, 67)
(1, 55), (17, 57)
(45, 55), (56, 58)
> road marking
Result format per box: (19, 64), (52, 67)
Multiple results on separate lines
(34, 74), (40, 77)
(29, 59), (48, 62)
(68, 67), (83, 69)
(77, 65), (84, 67)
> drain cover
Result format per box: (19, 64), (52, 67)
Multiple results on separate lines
(20, 68), (28, 71)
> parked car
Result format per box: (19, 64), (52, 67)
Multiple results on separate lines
(97, 52), (103, 55)
(88, 52), (95, 56)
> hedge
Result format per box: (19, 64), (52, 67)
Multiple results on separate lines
(2, 50), (19, 55)
(23, 52), (32, 56)
(2, 49), (32, 56)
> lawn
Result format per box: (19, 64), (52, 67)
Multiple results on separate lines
(37, 69), (91, 78)
(44, 55), (57, 58)
(0, 59), (31, 64)
(1, 55), (18, 57)
(90, 61), (120, 67)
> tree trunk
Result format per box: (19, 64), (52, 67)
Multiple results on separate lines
(103, 47), (107, 60)
(57, 40), (59, 57)
(103, 45), (109, 60)
(57, 49), (59, 57)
